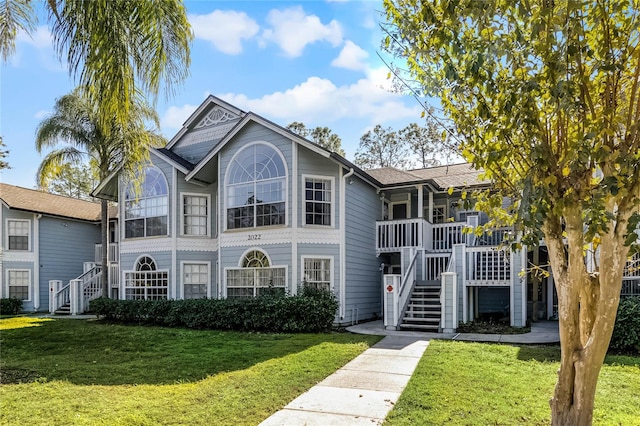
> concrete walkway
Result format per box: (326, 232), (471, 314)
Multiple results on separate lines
(260, 321), (559, 425)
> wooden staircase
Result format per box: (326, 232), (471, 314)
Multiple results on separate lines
(399, 280), (441, 332)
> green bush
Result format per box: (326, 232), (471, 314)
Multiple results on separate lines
(0, 297), (23, 315)
(610, 297), (640, 352)
(90, 286), (338, 333)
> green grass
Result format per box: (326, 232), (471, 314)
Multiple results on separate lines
(0, 318), (381, 425)
(385, 340), (640, 426)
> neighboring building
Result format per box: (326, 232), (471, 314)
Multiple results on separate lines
(0, 184), (103, 312)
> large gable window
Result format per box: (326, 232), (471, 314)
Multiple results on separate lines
(125, 167), (168, 238)
(226, 144), (286, 229)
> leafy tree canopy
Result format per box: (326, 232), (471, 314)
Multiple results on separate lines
(0, 136), (9, 169)
(38, 161), (96, 200)
(286, 122), (346, 156)
(1, 0), (192, 131)
(354, 124), (410, 170)
(383, 1), (639, 424)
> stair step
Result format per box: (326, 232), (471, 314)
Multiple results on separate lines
(399, 323), (439, 331)
(402, 316), (440, 323)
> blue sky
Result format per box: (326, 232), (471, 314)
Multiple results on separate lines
(1, 0), (431, 189)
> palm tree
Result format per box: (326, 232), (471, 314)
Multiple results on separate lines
(36, 89), (166, 297)
(1, 0), (192, 129)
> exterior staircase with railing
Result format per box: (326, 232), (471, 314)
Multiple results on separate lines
(399, 280), (441, 331)
(49, 263), (104, 315)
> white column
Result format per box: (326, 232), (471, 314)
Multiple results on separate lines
(428, 192), (433, 222)
(33, 214), (40, 311)
(417, 184), (424, 219)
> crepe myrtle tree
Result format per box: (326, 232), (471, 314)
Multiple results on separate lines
(383, 1), (639, 425)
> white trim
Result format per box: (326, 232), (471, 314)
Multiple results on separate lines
(510, 250), (516, 326)
(151, 148), (191, 174)
(171, 168), (178, 300)
(417, 184), (424, 219)
(180, 192), (212, 237)
(521, 248), (527, 326)
(5, 218), (31, 251)
(340, 167), (355, 320)
(301, 174), (336, 228)
(301, 255), (333, 291)
(120, 238), (173, 253)
(432, 204), (447, 224)
(292, 141), (298, 295)
(236, 247), (273, 267)
(217, 155), (222, 298)
(6, 268), (32, 302)
(33, 214), (40, 310)
(180, 260), (211, 299)
(428, 192), (434, 222)
(223, 141), (289, 231)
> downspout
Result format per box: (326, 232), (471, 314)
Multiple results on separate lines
(340, 167), (355, 320)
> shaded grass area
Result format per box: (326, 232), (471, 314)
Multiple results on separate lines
(385, 340), (640, 426)
(0, 318), (381, 425)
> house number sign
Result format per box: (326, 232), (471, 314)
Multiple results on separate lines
(248, 234), (262, 241)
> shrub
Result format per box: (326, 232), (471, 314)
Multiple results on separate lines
(0, 297), (23, 315)
(89, 287), (338, 333)
(610, 297), (640, 352)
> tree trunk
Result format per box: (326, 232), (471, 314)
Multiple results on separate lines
(101, 199), (109, 298)
(545, 209), (627, 426)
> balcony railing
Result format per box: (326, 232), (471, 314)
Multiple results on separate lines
(95, 243), (119, 264)
(376, 219), (471, 253)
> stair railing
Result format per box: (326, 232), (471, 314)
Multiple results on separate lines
(69, 266), (104, 315)
(49, 280), (69, 314)
(396, 248), (420, 327)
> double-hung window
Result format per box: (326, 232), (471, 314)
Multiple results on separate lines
(182, 194), (209, 236)
(302, 257), (331, 291)
(304, 177), (332, 226)
(8, 270), (30, 300)
(183, 263), (209, 299)
(7, 220), (29, 250)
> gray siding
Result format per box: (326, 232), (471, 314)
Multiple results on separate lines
(176, 250), (218, 298)
(175, 170), (218, 237)
(344, 175), (382, 323)
(220, 244), (293, 294)
(39, 216), (101, 311)
(297, 145), (341, 228)
(297, 244), (340, 293)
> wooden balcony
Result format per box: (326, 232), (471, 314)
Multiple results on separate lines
(376, 219), (468, 254)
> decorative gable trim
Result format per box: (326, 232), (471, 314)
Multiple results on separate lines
(194, 106), (240, 129)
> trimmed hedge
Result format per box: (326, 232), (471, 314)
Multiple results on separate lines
(610, 297), (640, 352)
(90, 286), (338, 333)
(0, 297), (23, 315)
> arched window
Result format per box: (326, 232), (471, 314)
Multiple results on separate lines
(226, 249), (286, 298)
(124, 167), (168, 238)
(124, 255), (168, 300)
(226, 144), (286, 229)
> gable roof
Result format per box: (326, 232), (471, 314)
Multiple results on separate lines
(0, 183), (104, 221)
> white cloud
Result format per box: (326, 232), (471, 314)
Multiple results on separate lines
(331, 40), (369, 71)
(34, 110), (51, 120)
(215, 68), (420, 125)
(161, 104), (198, 132)
(260, 6), (343, 57)
(189, 10), (259, 55)
(16, 26), (52, 49)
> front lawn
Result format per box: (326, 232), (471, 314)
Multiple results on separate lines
(385, 340), (640, 425)
(0, 317), (381, 425)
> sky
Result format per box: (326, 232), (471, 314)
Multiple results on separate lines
(1, 0), (437, 189)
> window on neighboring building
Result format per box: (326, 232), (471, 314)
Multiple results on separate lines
(302, 257), (331, 291)
(304, 177), (332, 226)
(7, 220), (29, 250)
(8, 270), (30, 300)
(226, 250), (286, 298)
(226, 144), (286, 229)
(124, 256), (168, 300)
(183, 263), (209, 299)
(182, 194), (209, 236)
(124, 167), (168, 238)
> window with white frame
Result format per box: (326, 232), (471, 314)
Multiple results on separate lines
(432, 205), (447, 224)
(124, 167), (168, 238)
(183, 263), (209, 299)
(302, 257), (331, 291)
(226, 144), (286, 229)
(182, 194), (209, 236)
(7, 220), (29, 250)
(124, 256), (168, 300)
(304, 177), (332, 226)
(226, 250), (286, 298)
(8, 270), (30, 300)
